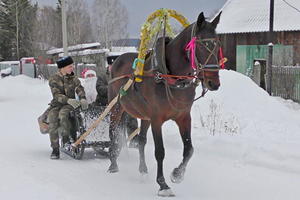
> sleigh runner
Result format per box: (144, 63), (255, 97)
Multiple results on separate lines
(38, 105), (114, 159)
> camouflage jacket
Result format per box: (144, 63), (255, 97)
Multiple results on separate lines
(48, 71), (86, 107)
(95, 73), (109, 106)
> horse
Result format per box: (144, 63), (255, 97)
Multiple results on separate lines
(107, 12), (222, 196)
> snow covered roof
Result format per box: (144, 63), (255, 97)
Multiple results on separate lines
(0, 61), (20, 65)
(47, 42), (101, 55)
(111, 38), (140, 47)
(58, 48), (109, 57)
(108, 47), (138, 56)
(106, 52), (125, 57)
(216, 0), (300, 34)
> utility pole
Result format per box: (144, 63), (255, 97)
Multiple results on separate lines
(16, 0), (19, 60)
(61, 0), (68, 56)
(267, 0), (274, 95)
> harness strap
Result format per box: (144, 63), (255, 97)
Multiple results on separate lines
(108, 74), (132, 85)
(160, 15), (169, 75)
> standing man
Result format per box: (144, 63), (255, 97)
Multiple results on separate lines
(47, 56), (88, 159)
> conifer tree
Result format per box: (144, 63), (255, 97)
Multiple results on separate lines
(0, 0), (37, 60)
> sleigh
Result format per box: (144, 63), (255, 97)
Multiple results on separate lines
(38, 105), (116, 159)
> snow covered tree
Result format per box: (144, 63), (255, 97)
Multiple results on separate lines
(91, 0), (129, 48)
(0, 0), (18, 60)
(0, 0), (37, 60)
(17, 0), (38, 58)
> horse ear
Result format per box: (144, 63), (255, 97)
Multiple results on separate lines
(211, 11), (222, 28)
(196, 12), (205, 28)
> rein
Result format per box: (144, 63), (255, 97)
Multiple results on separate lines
(109, 22), (221, 112)
(108, 72), (196, 85)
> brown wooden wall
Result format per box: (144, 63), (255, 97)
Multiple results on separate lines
(218, 31), (300, 70)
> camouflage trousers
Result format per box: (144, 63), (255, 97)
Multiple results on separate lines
(47, 105), (74, 149)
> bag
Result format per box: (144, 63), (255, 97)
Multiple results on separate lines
(38, 107), (50, 134)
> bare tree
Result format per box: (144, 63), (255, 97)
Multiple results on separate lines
(32, 0), (93, 57)
(91, 0), (128, 48)
(66, 0), (93, 45)
(33, 5), (62, 49)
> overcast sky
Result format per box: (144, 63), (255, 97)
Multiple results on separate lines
(34, 0), (227, 37)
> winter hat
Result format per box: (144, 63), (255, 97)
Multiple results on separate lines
(56, 56), (74, 69)
(81, 68), (89, 78)
(83, 69), (96, 78)
(107, 55), (119, 65)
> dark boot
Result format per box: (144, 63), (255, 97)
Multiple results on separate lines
(50, 148), (60, 159)
(61, 136), (70, 147)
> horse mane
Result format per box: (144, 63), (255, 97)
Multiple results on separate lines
(144, 36), (172, 60)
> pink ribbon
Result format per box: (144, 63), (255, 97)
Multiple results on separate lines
(219, 47), (225, 69)
(185, 37), (197, 70)
(186, 37), (226, 69)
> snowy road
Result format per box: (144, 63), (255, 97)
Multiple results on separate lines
(1, 71), (300, 200)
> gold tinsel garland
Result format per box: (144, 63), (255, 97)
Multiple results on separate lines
(133, 9), (190, 82)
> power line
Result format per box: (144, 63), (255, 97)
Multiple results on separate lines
(282, 0), (300, 13)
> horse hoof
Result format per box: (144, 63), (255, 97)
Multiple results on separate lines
(107, 163), (119, 173)
(170, 168), (184, 183)
(157, 188), (175, 197)
(139, 164), (148, 174)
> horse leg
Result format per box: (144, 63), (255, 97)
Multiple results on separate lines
(170, 113), (194, 184)
(138, 120), (150, 174)
(151, 120), (175, 197)
(108, 102), (124, 173)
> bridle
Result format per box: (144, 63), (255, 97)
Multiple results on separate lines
(154, 22), (223, 111)
(185, 23), (222, 84)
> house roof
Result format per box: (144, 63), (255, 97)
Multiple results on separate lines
(111, 39), (140, 47)
(109, 46), (137, 54)
(215, 0), (300, 34)
(58, 49), (109, 57)
(46, 42), (101, 55)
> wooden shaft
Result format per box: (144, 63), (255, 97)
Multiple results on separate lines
(72, 79), (133, 147)
(126, 127), (141, 142)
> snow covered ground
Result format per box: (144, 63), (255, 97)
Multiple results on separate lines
(0, 70), (300, 200)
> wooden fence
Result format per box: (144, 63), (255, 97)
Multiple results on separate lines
(271, 66), (300, 103)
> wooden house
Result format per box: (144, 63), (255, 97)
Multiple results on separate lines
(215, 0), (300, 71)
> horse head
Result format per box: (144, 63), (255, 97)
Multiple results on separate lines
(166, 12), (222, 91)
(194, 12), (222, 91)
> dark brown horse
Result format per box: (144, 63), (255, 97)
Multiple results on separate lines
(107, 12), (222, 196)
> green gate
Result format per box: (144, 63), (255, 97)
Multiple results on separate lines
(236, 45), (293, 75)
(236, 45), (300, 103)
